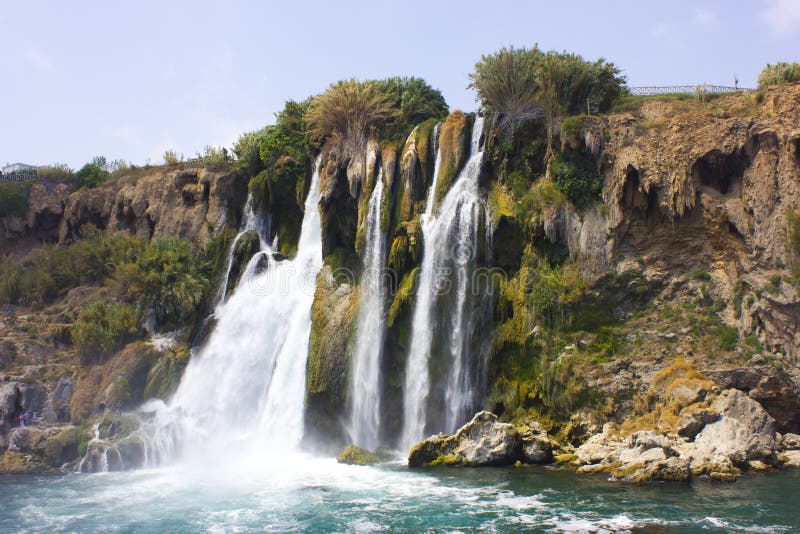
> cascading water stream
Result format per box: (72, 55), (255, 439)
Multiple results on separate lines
(140, 156), (323, 465)
(401, 116), (489, 450)
(348, 172), (387, 450)
(217, 193), (270, 304)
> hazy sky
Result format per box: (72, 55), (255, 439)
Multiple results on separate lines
(1, 0), (798, 169)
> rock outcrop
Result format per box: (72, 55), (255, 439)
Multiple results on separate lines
(572, 389), (791, 481)
(58, 166), (242, 248)
(408, 411), (524, 467)
(336, 444), (379, 466)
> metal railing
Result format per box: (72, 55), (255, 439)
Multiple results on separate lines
(0, 172), (38, 182)
(628, 85), (748, 96)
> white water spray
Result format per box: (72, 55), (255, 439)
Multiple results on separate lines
(348, 172), (387, 450)
(142, 157), (323, 464)
(401, 116), (489, 449)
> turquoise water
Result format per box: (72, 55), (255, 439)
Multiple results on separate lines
(0, 457), (797, 533)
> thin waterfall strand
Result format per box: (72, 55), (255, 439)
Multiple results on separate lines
(348, 173), (387, 450)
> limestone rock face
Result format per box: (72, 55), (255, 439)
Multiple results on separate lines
(691, 389), (777, 465)
(58, 166), (240, 248)
(408, 411), (522, 467)
(7, 427), (44, 453)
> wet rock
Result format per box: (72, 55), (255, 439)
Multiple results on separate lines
(408, 411), (522, 467)
(17, 383), (48, 417)
(336, 444), (379, 466)
(0, 382), (18, 437)
(39, 426), (80, 467)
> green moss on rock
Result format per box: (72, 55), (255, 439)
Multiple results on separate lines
(336, 444), (380, 465)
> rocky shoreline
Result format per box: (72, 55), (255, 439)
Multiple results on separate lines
(404, 388), (800, 483)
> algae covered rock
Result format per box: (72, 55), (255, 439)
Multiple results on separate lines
(408, 411), (522, 467)
(337, 444), (380, 466)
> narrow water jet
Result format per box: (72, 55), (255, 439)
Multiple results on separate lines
(348, 172), (387, 450)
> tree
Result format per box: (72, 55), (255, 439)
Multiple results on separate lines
(75, 156), (110, 189)
(469, 46), (625, 156)
(758, 62), (800, 87)
(371, 77), (449, 140)
(469, 46), (543, 141)
(305, 79), (394, 155)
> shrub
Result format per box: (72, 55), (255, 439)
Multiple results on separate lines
(0, 182), (29, 217)
(36, 163), (74, 183)
(118, 238), (208, 325)
(75, 156), (110, 189)
(195, 146), (229, 167)
(163, 150), (181, 166)
(758, 62), (800, 87)
(692, 270), (712, 281)
(371, 77), (449, 141)
(713, 325), (739, 351)
(72, 300), (142, 363)
(788, 209), (800, 277)
(550, 152), (602, 209)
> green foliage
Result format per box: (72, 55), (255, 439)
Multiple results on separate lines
(232, 129), (266, 176)
(72, 300), (142, 363)
(163, 150), (182, 166)
(550, 152), (602, 210)
(371, 77), (449, 141)
(194, 146), (230, 167)
(468, 45), (543, 139)
(35, 163), (74, 183)
(712, 325), (739, 351)
(692, 270), (712, 281)
(524, 258), (585, 330)
(306, 79), (394, 152)
(0, 182), (30, 217)
(758, 62), (800, 87)
(75, 156), (111, 189)
(470, 45), (625, 148)
(537, 355), (587, 419)
(117, 238), (208, 326)
(0, 232), (140, 306)
(787, 209), (800, 277)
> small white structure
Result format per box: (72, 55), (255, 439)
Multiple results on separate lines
(2, 163), (37, 174)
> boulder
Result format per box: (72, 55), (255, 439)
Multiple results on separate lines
(780, 450), (800, 468)
(779, 433), (800, 451)
(408, 411), (522, 467)
(691, 389), (777, 466)
(39, 426), (80, 467)
(336, 444), (379, 466)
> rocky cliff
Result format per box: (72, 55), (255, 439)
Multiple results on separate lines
(2, 84), (800, 478)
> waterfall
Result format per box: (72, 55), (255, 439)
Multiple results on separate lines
(348, 172), (387, 450)
(217, 193), (270, 304)
(142, 156), (323, 464)
(401, 116), (489, 449)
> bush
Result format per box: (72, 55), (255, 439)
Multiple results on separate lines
(550, 152), (602, 210)
(72, 300), (142, 362)
(713, 325), (739, 351)
(788, 209), (800, 277)
(470, 45), (626, 146)
(758, 62), (800, 87)
(371, 77), (449, 141)
(692, 270), (712, 281)
(75, 156), (110, 189)
(163, 150), (181, 166)
(35, 163), (74, 183)
(0, 182), (29, 217)
(118, 238), (208, 325)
